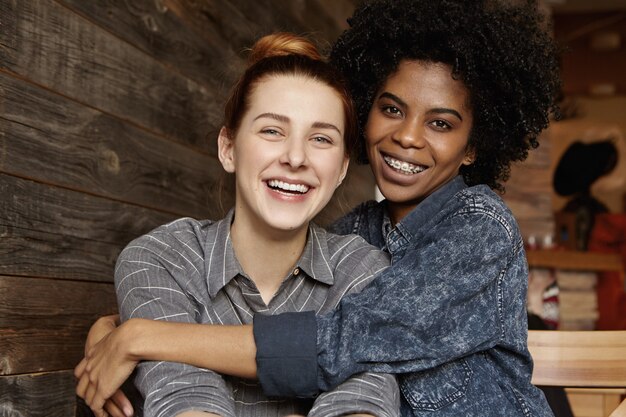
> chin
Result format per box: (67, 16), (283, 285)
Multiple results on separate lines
(266, 216), (310, 233)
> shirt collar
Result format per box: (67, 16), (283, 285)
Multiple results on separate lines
(205, 210), (334, 298)
(205, 209), (242, 298)
(297, 223), (335, 286)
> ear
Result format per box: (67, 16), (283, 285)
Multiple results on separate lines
(337, 156), (350, 188)
(462, 147), (476, 166)
(218, 127), (236, 173)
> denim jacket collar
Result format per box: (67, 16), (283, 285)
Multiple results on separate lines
(386, 176), (467, 255)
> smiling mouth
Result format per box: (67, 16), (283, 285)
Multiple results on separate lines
(267, 179), (310, 194)
(383, 155), (426, 175)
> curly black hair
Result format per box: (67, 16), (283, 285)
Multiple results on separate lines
(330, 0), (561, 191)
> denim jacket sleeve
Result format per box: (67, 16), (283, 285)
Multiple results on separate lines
(254, 204), (517, 394)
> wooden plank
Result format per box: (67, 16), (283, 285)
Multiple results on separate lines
(58, 0), (349, 88)
(527, 250), (624, 273)
(0, 276), (116, 375)
(160, 0), (341, 59)
(0, 71), (234, 218)
(528, 330), (626, 387)
(0, 0), (221, 150)
(196, 0), (345, 45)
(57, 0), (241, 90)
(0, 174), (177, 281)
(0, 224), (118, 282)
(0, 370), (76, 417)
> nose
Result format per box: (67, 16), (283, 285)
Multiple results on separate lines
(279, 136), (308, 168)
(392, 119), (425, 149)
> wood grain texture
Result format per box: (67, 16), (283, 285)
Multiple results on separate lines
(0, 1), (362, 415)
(0, 0), (221, 150)
(0, 371), (76, 416)
(57, 0), (241, 90)
(165, 0), (344, 56)
(0, 71), (233, 218)
(213, 0), (345, 44)
(0, 223), (119, 282)
(0, 276), (116, 375)
(528, 330), (626, 388)
(502, 134), (554, 241)
(0, 174), (178, 281)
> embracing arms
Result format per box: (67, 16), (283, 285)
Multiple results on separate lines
(77, 316), (394, 417)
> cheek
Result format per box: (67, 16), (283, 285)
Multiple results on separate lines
(320, 154), (347, 183)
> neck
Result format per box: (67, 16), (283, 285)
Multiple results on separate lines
(230, 213), (307, 304)
(387, 201), (418, 226)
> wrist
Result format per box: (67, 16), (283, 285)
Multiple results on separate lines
(120, 318), (149, 361)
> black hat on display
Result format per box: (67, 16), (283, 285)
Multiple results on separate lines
(553, 140), (618, 196)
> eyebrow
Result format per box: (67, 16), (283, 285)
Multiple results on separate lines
(311, 121), (342, 134)
(254, 112), (289, 123)
(378, 92), (464, 121)
(253, 112), (342, 134)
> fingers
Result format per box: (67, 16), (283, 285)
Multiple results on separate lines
(110, 390), (134, 417)
(104, 397), (128, 417)
(76, 374), (90, 400)
(85, 380), (98, 409)
(79, 376), (107, 417)
(74, 358), (87, 379)
(94, 409), (109, 417)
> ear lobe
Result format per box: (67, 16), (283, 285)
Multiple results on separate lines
(463, 148), (476, 166)
(218, 127), (236, 173)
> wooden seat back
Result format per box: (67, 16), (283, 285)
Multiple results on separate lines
(528, 330), (626, 417)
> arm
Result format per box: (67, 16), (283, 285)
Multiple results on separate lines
(78, 317), (394, 417)
(256, 211), (517, 394)
(83, 318), (256, 379)
(76, 318), (253, 416)
(305, 232), (399, 417)
(112, 229), (237, 417)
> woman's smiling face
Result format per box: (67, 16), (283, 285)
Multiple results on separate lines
(218, 74), (349, 236)
(365, 60), (475, 223)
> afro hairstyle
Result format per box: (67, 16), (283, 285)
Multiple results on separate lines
(330, 0), (562, 191)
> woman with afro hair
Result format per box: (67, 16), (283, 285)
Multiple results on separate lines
(251, 1), (561, 415)
(78, 0), (561, 416)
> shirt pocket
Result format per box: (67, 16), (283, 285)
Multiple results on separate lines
(399, 359), (473, 412)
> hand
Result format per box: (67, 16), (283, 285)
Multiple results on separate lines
(75, 319), (139, 417)
(83, 315), (119, 354)
(80, 315), (134, 416)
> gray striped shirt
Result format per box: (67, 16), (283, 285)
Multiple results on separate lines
(115, 209), (398, 417)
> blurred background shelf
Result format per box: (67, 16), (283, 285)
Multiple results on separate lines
(527, 250), (624, 280)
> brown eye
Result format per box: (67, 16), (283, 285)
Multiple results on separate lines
(431, 120), (452, 130)
(381, 105), (403, 118)
(312, 136), (332, 144)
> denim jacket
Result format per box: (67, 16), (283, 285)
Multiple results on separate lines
(254, 176), (553, 416)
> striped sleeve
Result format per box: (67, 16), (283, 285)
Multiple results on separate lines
(309, 372), (400, 417)
(115, 223), (236, 417)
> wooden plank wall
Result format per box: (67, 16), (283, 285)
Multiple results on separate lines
(0, 1), (370, 415)
(504, 131), (555, 246)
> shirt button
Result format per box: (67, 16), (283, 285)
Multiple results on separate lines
(293, 267), (300, 276)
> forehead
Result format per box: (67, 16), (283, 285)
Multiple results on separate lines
(246, 75), (345, 127)
(382, 60), (471, 110)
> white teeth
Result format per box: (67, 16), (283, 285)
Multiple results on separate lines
(383, 155), (425, 174)
(267, 180), (310, 193)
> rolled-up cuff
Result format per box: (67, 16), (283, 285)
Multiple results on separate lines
(253, 311), (319, 398)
